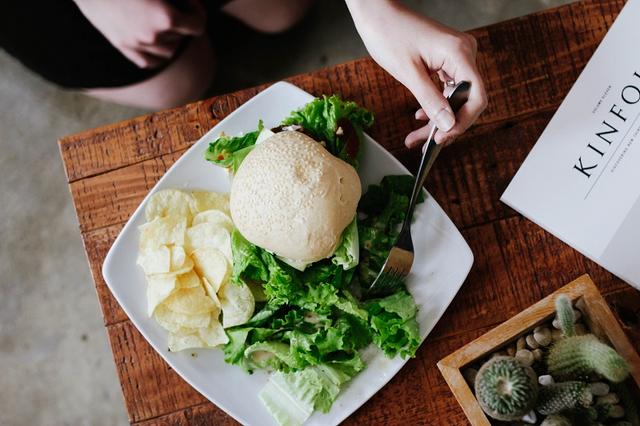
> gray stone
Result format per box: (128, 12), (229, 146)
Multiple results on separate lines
(589, 382), (610, 396)
(515, 349), (534, 366)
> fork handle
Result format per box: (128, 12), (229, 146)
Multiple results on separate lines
(401, 136), (442, 234)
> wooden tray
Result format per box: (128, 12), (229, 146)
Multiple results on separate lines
(437, 274), (640, 426)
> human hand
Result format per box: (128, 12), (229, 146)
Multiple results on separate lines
(346, 0), (487, 146)
(74, 0), (207, 69)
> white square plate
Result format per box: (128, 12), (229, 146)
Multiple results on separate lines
(103, 82), (473, 426)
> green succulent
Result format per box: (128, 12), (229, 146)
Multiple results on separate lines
(474, 356), (538, 421)
(536, 381), (592, 415)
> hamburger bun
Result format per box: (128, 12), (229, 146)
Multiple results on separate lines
(230, 131), (361, 262)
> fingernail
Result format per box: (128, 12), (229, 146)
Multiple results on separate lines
(434, 108), (455, 132)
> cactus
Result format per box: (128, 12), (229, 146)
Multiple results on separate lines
(555, 295), (575, 337)
(474, 356), (538, 421)
(547, 334), (630, 382)
(536, 381), (592, 415)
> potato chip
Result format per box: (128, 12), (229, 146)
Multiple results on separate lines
(191, 248), (229, 293)
(198, 319), (229, 347)
(185, 223), (232, 261)
(202, 277), (222, 306)
(170, 246), (186, 270)
(190, 191), (230, 214)
(176, 271), (201, 289)
(139, 215), (186, 249)
(163, 287), (217, 315)
(192, 209), (234, 231)
(146, 274), (176, 316)
(145, 189), (195, 223)
(169, 256), (194, 276)
(154, 304), (212, 332)
(218, 281), (255, 328)
(137, 246), (171, 274)
(168, 332), (205, 352)
(139, 189), (238, 352)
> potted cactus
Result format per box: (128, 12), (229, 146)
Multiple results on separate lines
(438, 275), (640, 426)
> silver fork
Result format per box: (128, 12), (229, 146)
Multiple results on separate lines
(366, 81), (471, 297)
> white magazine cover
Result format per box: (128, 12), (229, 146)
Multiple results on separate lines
(501, 0), (640, 290)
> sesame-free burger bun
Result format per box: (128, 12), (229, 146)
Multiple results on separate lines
(230, 131), (361, 262)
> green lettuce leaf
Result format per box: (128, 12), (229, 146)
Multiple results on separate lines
(230, 229), (269, 285)
(366, 291), (420, 358)
(332, 218), (359, 270)
(357, 175), (424, 289)
(204, 120), (264, 172)
(282, 95), (373, 167)
(259, 360), (365, 425)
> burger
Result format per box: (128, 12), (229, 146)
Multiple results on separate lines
(230, 129), (361, 271)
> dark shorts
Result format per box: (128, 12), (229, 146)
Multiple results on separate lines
(0, 1), (226, 89)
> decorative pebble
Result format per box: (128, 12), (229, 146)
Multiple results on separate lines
(552, 318), (561, 329)
(532, 348), (543, 361)
(597, 392), (620, 404)
(551, 329), (563, 341)
(533, 327), (552, 346)
(538, 374), (555, 386)
(589, 382), (609, 396)
(463, 368), (477, 387)
(526, 334), (540, 349)
(574, 323), (587, 335)
(522, 410), (537, 424)
(541, 415), (571, 426)
(517, 336), (527, 350)
(609, 405), (625, 419)
(506, 345), (516, 357)
(491, 350), (507, 358)
(515, 349), (534, 366)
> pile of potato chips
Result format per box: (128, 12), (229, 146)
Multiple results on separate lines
(136, 189), (255, 352)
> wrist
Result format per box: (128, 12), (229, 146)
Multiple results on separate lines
(346, 0), (399, 20)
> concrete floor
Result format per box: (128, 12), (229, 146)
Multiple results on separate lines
(0, 1), (573, 425)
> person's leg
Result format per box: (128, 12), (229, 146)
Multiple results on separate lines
(85, 35), (215, 109)
(222, 0), (314, 34)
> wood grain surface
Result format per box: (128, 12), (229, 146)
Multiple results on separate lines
(58, 0), (640, 424)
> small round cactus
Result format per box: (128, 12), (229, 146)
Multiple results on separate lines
(474, 356), (538, 421)
(536, 381), (593, 415)
(547, 334), (630, 383)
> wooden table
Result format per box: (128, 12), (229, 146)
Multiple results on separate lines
(59, 0), (640, 424)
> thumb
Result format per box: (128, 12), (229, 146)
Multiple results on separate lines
(409, 76), (455, 133)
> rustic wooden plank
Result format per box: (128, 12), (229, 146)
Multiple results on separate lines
(70, 150), (186, 233)
(134, 402), (239, 426)
(492, 215), (627, 297)
(83, 224), (128, 325)
(605, 287), (640, 344)
(58, 0), (625, 184)
(107, 321), (208, 423)
(429, 216), (629, 340)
